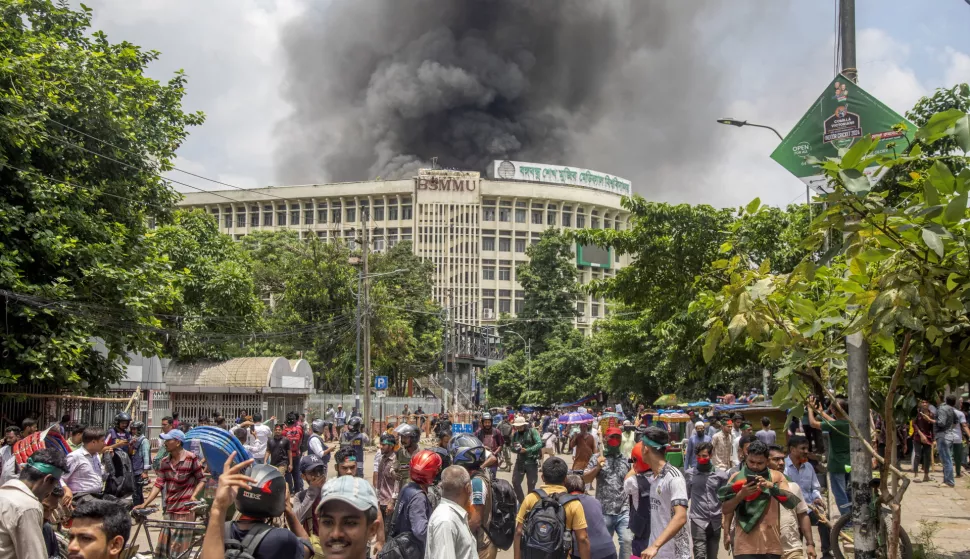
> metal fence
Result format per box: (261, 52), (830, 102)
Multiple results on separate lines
(0, 385), (139, 434)
(307, 393), (441, 420)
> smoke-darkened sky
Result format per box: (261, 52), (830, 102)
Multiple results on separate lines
(275, 1), (728, 185)
(76, 0), (970, 207)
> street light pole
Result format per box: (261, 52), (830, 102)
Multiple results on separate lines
(716, 117), (812, 209)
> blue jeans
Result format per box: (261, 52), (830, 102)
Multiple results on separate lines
(603, 510), (631, 559)
(829, 470), (851, 517)
(937, 435), (955, 486)
(286, 455), (304, 492)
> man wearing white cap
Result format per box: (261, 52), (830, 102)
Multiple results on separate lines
(509, 416), (542, 502)
(620, 420), (637, 459)
(684, 421), (712, 469)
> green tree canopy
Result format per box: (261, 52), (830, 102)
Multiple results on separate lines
(0, 0), (202, 390)
(501, 229), (579, 354)
(147, 210), (263, 360)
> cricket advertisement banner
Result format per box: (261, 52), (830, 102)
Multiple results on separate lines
(770, 73), (916, 194)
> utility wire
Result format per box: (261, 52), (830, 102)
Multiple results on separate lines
(44, 117), (291, 201)
(1, 80), (289, 202)
(0, 288), (354, 339)
(1, 162), (174, 213)
(34, 129), (243, 204)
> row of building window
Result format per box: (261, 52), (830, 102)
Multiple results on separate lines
(481, 207), (622, 230)
(209, 202), (414, 229)
(478, 299), (605, 317)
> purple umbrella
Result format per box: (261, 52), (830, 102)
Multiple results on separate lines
(559, 412), (594, 425)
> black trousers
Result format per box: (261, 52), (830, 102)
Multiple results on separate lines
(913, 437), (932, 475)
(690, 521), (721, 559)
(512, 460), (538, 502)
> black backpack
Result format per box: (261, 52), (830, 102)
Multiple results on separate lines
(628, 473), (652, 540)
(103, 449), (134, 498)
(379, 485), (426, 559)
(520, 488), (576, 559)
(486, 477), (517, 550)
(223, 522), (272, 559)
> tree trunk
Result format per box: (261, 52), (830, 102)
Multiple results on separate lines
(881, 332), (911, 559)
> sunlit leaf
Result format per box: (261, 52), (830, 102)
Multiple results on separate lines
(922, 228), (945, 258)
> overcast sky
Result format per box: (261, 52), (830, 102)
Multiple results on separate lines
(78, 0), (970, 209)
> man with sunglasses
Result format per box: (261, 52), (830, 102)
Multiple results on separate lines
(582, 427), (631, 559)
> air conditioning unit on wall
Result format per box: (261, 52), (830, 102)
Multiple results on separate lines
(483, 308), (494, 319)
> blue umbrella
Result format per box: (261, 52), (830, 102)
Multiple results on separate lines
(558, 412), (594, 425)
(186, 428), (251, 476)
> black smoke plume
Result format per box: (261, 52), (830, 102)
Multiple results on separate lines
(276, 0), (726, 191)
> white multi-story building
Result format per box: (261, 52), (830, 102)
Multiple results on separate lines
(178, 161), (632, 334)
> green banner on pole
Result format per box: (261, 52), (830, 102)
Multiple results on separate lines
(770, 73), (916, 194)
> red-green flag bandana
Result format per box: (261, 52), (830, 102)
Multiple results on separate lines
(717, 466), (802, 533)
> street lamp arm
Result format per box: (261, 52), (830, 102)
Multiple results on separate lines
(744, 122), (784, 141)
(716, 118), (784, 141)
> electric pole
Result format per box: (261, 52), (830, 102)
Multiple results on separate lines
(839, 1), (875, 558)
(441, 289), (451, 413)
(362, 209), (372, 433)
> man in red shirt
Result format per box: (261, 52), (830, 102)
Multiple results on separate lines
(283, 412), (306, 492)
(134, 429), (204, 558)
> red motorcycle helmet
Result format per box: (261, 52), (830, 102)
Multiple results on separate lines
(409, 449), (443, 485)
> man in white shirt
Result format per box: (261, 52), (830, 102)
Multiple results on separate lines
(63, 427), (108, 502)
(0, 427), (22, 486)
(426, 466), (476, 559)
(0, 447), (66, 559)
(245, 413), (272, 464)
(769, 445), (815, 559)
(632, 427), (690, 559)
(334, 405), (348, 434)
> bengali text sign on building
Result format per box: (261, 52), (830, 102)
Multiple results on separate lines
(490, 160), (632, 196)
(770, 73), (916, 194)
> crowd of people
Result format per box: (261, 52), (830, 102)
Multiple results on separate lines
(0, 393), (966, 559)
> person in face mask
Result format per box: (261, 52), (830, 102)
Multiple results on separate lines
(685, 421), (712, 469)
(718, 440), (801, 559)
(685, 442), (729, 559)
(624, 441), (654, 557)
(581, 427), (632, 558)
(620, 421), (637, 459)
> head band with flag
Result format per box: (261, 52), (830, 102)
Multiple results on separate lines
(26, 457), (64, 479)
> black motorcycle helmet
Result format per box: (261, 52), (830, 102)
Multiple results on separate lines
(348, 416), (362, 433)
(114, 412), (132, 429)
(236, 464), (286, 518)
(431, 445), (452, 481)
(131, 421), (145, 435)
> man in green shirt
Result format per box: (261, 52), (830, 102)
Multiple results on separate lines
(510, 415), (542, 502)
(808, 396), (851, 517)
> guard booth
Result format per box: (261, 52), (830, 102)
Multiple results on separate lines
(164, 357), (313, 422)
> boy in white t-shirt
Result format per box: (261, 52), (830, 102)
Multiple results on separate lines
(626, 427), (691, 559)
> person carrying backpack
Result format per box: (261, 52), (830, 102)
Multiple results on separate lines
(307, 419), (332, 480)
(201, 453), (314, 559)
(283, 412), (306, 492)
(381, 450), (441, 559)
(452, 436), (515, 558)
(513, 456), (590, 559)
(129, 421), (151, 506)
(340, 417), (370, 478)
